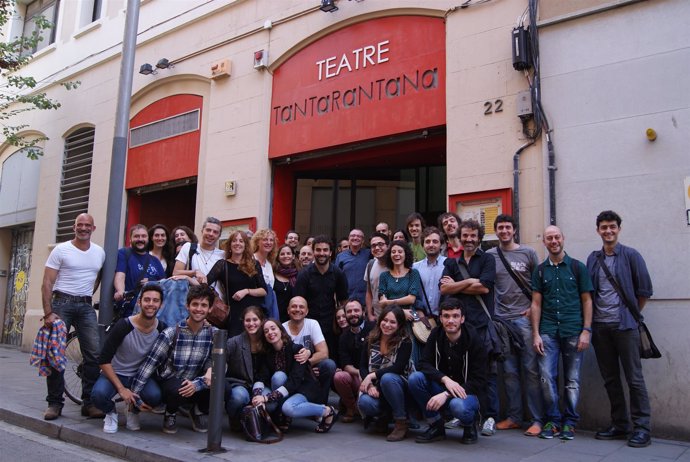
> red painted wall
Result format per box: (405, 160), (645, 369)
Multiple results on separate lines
(126, 94), (202, 189)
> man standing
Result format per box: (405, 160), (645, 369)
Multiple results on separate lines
(295, 235), (348, 360)
(335, 228), (371, 307)
(438, 212), (462, 259)
(440, 219), (497, 435)
(587, 211), (653, 448)
(282, 296), (336, 403)
(413, 227), (446, 317)
(486, 214), (543, 436)
(41, 213), (106, 420)
(375, 222), (392, 241)
(364, 232), (389, 322)
(408, 298), (487, 444)
(285, 230), (300, 252)
(93, 284), (167, 433)
(406, 212), (426, 262)
(531, 225), (593, 440)
(298, 245), (314, 267)
(131, 284), (216, 434)
(114, 224), (165, 316)
(173, 217), (224, 284)
(333, 300), (373, 422)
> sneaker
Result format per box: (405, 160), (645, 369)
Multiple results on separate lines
(496, 418), (521, 430)
(163, 412), (177, 434)
(190, 405), (208, 433)
(539, 421), (560, 439)
(126, 406), (141, 431)
(481, 417), (496, 436)
(103, 411), (119, 434)
(445, 418), (461, 429)
(560, 424), (575, 440)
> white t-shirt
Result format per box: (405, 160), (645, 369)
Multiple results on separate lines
(175, 242), (224, 276)
(282, 318), (325, 351)
(45, 241), (106, 296)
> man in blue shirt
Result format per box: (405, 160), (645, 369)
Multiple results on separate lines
(413, 226), (446, 316)
(586, 211), (653, 448)
(334, 228), (371, 307)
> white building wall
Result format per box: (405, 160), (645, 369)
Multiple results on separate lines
(540, 0), (690, 439)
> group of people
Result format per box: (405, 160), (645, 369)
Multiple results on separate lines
(39, 209), (654, 449)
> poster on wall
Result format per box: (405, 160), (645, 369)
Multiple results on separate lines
(449, 189), (512, 243)
(220, 218), (257, 248)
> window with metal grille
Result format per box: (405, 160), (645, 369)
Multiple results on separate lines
(129, 110), (200, 148)
(55, 127), (95, 242)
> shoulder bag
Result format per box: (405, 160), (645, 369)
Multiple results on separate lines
(410, 279), (437, 344)
(206, 261), (229, 328)
(241, 404), (283, 444)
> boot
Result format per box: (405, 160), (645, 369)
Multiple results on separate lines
(386, 418), (408, 442)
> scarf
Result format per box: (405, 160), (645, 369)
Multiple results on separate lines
(275, 264), (298, 286)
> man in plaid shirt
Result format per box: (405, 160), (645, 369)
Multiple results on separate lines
(131, 284), (217, 434)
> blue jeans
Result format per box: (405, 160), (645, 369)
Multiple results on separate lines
(46, 297), (100, 407)
(502, 316), (544, 424)
(538, 333), (583, 427)
(91, 374), (162, 413)
(408, 372), (479, 426)
(225, 384), (271, 418)
(357, 373), (408, 420)
(282, 394), (326, 419)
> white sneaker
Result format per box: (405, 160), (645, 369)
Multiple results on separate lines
(126, 406), (141, 431)
(445, 418), (461, 429)
(481, 417), (496, 436)
(103, 411), (118, 433)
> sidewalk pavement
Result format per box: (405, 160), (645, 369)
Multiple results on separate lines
(1, 345), (688, 462)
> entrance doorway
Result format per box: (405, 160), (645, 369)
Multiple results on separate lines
(126, 180), (197, 240)
(2, 226), (33, 346)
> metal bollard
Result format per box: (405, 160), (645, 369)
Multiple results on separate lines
(200, 328), (228, 454)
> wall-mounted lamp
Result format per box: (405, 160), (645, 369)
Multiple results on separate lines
(139, 63), (156, 75)
(319, 0), (338, 13)
(156, 58), (173, 69)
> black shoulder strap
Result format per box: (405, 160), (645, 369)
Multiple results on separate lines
(186, 243), (198, 271)
(456, 262), (491, 321)
(365, 259), (375, 283)
(496, 248), (532, 301)
(596, 252), (641, 322)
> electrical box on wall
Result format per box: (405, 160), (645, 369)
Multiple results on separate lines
(225, 180), (237, 196)
(517, 90), (533, 119)
(512, 26), (531, 71)
(254, 50), (268, 70)
(211, 59), (231, 79)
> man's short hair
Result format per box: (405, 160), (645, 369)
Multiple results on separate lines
(370, 231), (390, 246)
(439, 297), (464, 315)
(285, 230), (299, 240)
(139, 283), (164, 303)
(186, 284), (216, 307)
(422, 226), (443, 243)
(312, 235), (332, 251)
(494, 214), (518, 231)
(129, 224), (147, 237)
(596, 210), (622, 227)
(460, 218), (485, 242)
(202, 216), (222, 229)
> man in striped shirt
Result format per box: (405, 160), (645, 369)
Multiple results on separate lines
(131, 284), (216, 434)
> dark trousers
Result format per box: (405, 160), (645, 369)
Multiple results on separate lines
(592, 322), (651, 433)
(159, 376), (210, 414)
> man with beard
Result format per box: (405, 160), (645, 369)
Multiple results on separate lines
(114, 224), (165, 316)
(413, 227), (446, 316)
(173, 217), (225, 284)
(406, 212), (427, 262)
(364, 232), (389, 322)
(298, 244), (314, 267)
(335, 228), (371, 307)
(93, 284), (167, 433)
(531, 225), (592, 441)
(438, 212), (462, 259)
(333, 300), (374, 422)
(295, 235), (348, 360)
(439, 219), (497, 436)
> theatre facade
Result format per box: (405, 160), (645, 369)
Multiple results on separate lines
(1, 0), (688, 438)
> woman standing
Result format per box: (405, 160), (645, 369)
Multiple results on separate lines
(171, 225), (197, 256)
(148, 224), (175, 277)
(252, 319), (337, 433)
(272, 244), (300, 323)
(378, 241), (422, 320)
(358, 306), (414, 442)
(207, 230), (267, 337)
(251, 229), (277, 288)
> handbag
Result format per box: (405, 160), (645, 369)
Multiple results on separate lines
(410, 310), (437, 344)
(206, 264), (230, 328)
(596, 253), (661, 359)
(241, 404), (283, 444)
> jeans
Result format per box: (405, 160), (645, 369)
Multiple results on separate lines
(91, 374), (162, 413)
(408, 372), (479, 426)
(225, 384), (271, 418)
(333, 370), (361, 412)
(357, 373), (408, 420)
(501, 316), (544, 424)
(317, 359), (336, 399)
(538, 333), (583, 427)
(159, 376), (210, 414)
(282, 394), (326, 419)
(592, 323), (651, 433)
(46, 297), (100, 407)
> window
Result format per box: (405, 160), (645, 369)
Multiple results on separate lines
(20, 0), (59, 56)
(55, 127), (94, 242)
(129, 110), (200, 148)
(78, 0), (102, 28)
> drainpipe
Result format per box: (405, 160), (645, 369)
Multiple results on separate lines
(546, 132), (556, 225)
(512, 139), (535, 243)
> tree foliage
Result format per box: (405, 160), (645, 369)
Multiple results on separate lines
(0, 0), (79, 159)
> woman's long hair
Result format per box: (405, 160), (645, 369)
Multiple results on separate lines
(259, 318), (292, 355)
(251, 228), (278, 264)
(367, 305), (408, 353)
(147, 224), (174, 272)
(224, 230), (257, 277)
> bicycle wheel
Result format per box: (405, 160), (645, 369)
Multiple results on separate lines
(64, 332), (84, 405)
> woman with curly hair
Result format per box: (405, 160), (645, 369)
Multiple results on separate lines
(171, 225), (197, 256)
(358, 305), (414, 442)
(251, 229), (278, 288)
(148, 224), (175, 277)
(207, 230), (267, 336)
(272, 244), (300, 323)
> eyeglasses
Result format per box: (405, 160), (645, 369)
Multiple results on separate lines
(371, 242), (386, 248)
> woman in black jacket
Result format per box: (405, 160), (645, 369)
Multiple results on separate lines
(252, 319), (336, 433)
